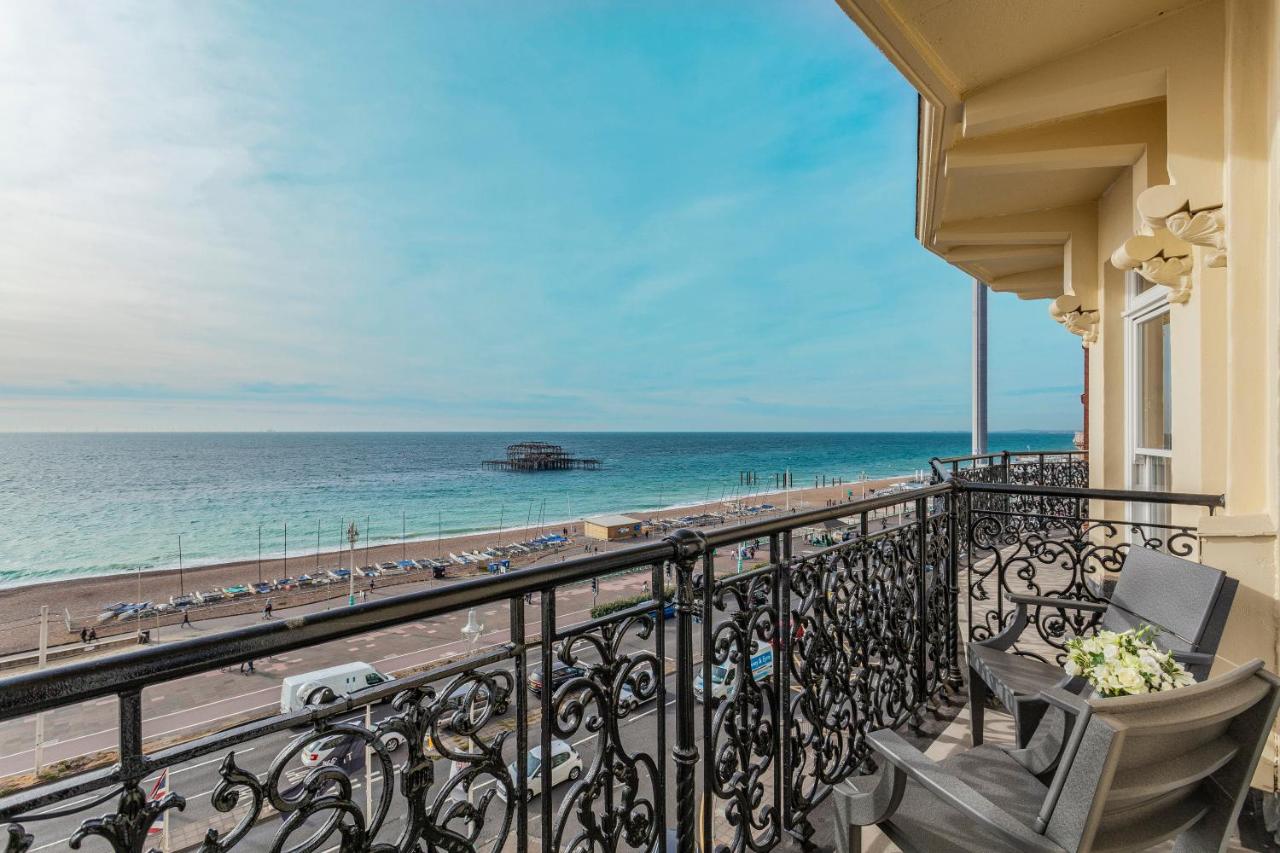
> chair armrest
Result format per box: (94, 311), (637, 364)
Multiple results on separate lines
(1172, 650), (1215, 672)
(1007, 593), (1109, 614)
(1038, 685), (1092, 716)
(853, 729), (1063, 852)
(972, 601), (1029, 651)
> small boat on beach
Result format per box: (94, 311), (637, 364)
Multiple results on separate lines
(97, 602), (130, 624)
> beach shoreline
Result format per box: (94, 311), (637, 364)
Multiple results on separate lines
(0, 474), (914, 654)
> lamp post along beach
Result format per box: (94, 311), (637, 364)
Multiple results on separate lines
(347, 521), (359, 606)
(459, 608), (485, 804)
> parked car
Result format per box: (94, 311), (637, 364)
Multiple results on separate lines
(528, 663), (587, 698)
(499, 740), (583, 801)
(617, 683), (657, 709)
(300, 731), (404, 767)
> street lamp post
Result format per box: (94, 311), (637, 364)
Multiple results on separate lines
(177, 533), (184, 597)
(459, 607), (485, 803)
(347, 521), (359, 606)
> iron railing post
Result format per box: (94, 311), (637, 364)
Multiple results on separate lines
(665, 529), (704, 853)
(700, 547), (715, 851)
(912, 497), (929, 731)
(539, 590), (555, 853)
(945, 489), (964, 690)
(118, 689), (144, 782)
(652, 561), (668, 853)
(510, 596), (528, 853)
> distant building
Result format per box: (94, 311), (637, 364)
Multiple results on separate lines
(582, 514), (641, 541)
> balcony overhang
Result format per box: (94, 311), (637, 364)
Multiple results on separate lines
(836, 0), (1211, 308)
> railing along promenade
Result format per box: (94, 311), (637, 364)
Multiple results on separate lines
(0, 453), (1224, 853)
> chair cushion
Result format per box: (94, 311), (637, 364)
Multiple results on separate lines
(879, 746), (1053, 853)
(969, 643), (1069, 709)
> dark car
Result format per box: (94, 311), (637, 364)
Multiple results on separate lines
(528, 663), (586, 697)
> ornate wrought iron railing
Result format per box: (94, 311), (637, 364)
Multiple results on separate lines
(955, 479), (1224, 664)
(0, 485), (961, 853)
(0, 459), (1229, 853)
(930, 449), (1089, 489)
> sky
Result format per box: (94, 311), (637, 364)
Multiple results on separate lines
(0, 1), (1082, 432)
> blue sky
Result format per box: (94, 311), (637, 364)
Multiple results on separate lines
(0, 1), (1081, 432)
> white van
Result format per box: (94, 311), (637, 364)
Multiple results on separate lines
(279, 662), (391, 714)
(693, 643), (773, 703)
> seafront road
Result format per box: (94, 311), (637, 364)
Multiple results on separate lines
(0, 527), (822, 779)
(1, 530), (819, 852)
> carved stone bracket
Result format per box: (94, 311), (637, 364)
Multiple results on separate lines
(1138, 184), (1226, 268)
(1049, 295), (1099, 345)
(1110, 183), (1225, 304)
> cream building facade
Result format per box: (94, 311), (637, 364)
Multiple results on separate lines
(838, 0), (1280, 785)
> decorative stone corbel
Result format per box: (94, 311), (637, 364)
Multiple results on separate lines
(1110, 184), (1225, 305)
(1110, 229), (1195, 303)
(1049, 295), (1099, 345)
(1138, 184), (1226, 268)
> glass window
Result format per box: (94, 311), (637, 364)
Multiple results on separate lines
(1136, 311), (1172, 452)
(1127, 276), (1173, 535)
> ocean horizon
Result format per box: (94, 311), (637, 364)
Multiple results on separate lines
(0, 431), (1074, 588)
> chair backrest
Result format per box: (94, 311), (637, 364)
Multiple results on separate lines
(1100, 546), (1235, 663)
(1041, 659), (1280, 852)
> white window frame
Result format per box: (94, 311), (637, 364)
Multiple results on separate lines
(1123, 271), (1172, 530)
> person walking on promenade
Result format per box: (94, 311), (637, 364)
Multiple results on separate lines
(88, 627), (98, 643)
(79, 627), (88, 644)
(240, 659), (255, 674)
(263, 600), (273, 620)
(181, 610), (192, 629)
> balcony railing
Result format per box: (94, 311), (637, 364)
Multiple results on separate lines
(0, 455), (1224, 853)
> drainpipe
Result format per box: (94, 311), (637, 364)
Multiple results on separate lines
(972, 279), (989, 455)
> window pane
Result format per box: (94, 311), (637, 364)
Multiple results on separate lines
(1137, 312), (1172, 451)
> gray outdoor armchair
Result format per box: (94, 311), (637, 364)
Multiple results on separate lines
(969, 545), (1238, 748)
(835, 658), (1280, 853)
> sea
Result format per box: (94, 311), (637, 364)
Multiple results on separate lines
(0, 431), (1072, 588)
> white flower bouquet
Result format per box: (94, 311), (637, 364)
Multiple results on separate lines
(1063, 626), (1195, 697)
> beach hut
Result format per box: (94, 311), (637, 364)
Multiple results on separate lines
(582, 514), (642, 541)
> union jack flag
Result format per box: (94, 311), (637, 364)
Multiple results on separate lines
(146, 769), (169, 835)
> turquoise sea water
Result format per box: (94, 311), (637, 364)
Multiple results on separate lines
(0, 432), (1072, 587)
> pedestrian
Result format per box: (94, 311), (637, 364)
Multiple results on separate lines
(79, 627), (88, 644)
(263, 600), (273, 620)
(525, 591), (534, 605)
(370, 578), (375, 592)
(88, 627), (98, 642)
(181, 611), (192, 628)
